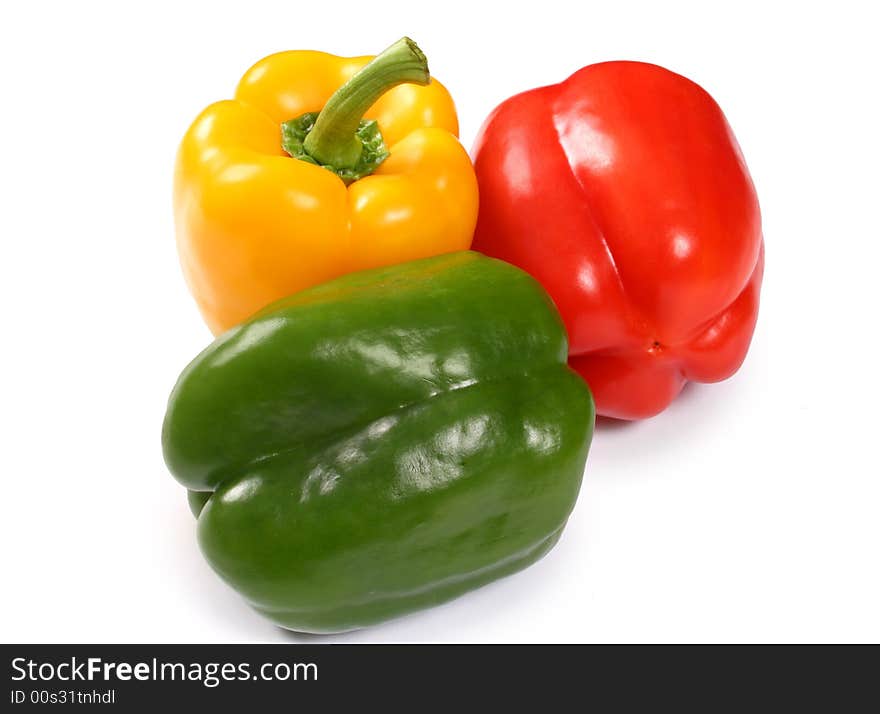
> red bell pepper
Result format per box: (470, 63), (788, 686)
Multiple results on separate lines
(472, 61), (764, 419)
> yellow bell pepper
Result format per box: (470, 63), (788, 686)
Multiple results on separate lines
(174, 38), (478, 334)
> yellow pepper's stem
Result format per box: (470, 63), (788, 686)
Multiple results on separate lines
(303, 37), (430, 169)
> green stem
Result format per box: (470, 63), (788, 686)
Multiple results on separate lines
(302, 37), (430, 169)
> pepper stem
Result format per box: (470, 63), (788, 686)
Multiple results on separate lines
(302, 37), (430, 169)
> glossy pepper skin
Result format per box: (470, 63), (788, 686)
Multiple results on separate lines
(472, 61), (764, 420)
(162, 252), (594, 633)
(174, 41), (478, 335)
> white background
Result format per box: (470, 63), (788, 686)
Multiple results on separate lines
(2, 0), (878, 643)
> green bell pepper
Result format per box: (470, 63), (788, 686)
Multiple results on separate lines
(162, 251), (594, 633)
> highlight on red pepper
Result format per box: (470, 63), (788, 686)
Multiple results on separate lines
(471, 61), (764, 420)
